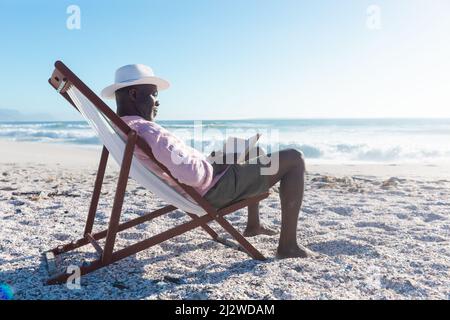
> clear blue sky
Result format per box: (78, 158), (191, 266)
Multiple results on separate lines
(0, 0), (449, 120)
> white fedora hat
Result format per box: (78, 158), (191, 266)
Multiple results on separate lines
(101, 64), (170, 99)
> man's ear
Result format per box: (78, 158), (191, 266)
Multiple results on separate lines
(128, 88), (137, 102)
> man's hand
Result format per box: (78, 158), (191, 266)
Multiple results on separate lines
(208, 150), (240, 165)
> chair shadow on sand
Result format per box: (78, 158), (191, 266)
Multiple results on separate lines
(1, 233), (270, 300)
(2, 238), (383, 299)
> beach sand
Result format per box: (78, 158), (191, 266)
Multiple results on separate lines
(1, 139), (450, 299)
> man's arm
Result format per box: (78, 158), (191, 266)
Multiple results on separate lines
(140, 128), (213, 188)
(208, 146), (265, 165)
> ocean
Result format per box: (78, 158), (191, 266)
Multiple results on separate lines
(1, 119), (450, 164)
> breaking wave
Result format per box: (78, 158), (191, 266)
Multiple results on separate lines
(1, 119), (450, 163)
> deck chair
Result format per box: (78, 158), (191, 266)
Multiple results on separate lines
(44, 61), (269, 285)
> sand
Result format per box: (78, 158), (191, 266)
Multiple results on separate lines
(1, 139), (450, 300)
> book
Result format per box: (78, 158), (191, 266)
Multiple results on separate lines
(207, 133), (261, 164)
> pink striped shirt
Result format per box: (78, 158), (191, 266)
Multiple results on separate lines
(121, 116), (225, 197)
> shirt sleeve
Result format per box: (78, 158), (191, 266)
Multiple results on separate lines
(138, 125), (213, 188)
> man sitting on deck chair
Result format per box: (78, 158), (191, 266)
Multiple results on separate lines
(101, 64), (308, 258)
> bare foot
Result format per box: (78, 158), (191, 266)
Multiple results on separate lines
(243, 225), (278, 237)
(276, 244), (311, 259)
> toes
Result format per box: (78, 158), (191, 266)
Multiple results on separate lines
(243, 226), (278, 237)
(276, 245), (312, 259)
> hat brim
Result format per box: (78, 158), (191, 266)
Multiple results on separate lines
(101, 76), (170, 100)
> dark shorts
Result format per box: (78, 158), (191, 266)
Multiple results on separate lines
(204, 161), (271, 209)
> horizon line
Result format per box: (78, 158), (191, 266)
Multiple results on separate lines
(2, 116), (450, 123)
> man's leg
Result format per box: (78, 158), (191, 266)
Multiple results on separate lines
(242, 148), (307, 257)
(243, 146), (277, 237)
(243, 202), (277, 237)
(266, 149), (307, 258)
